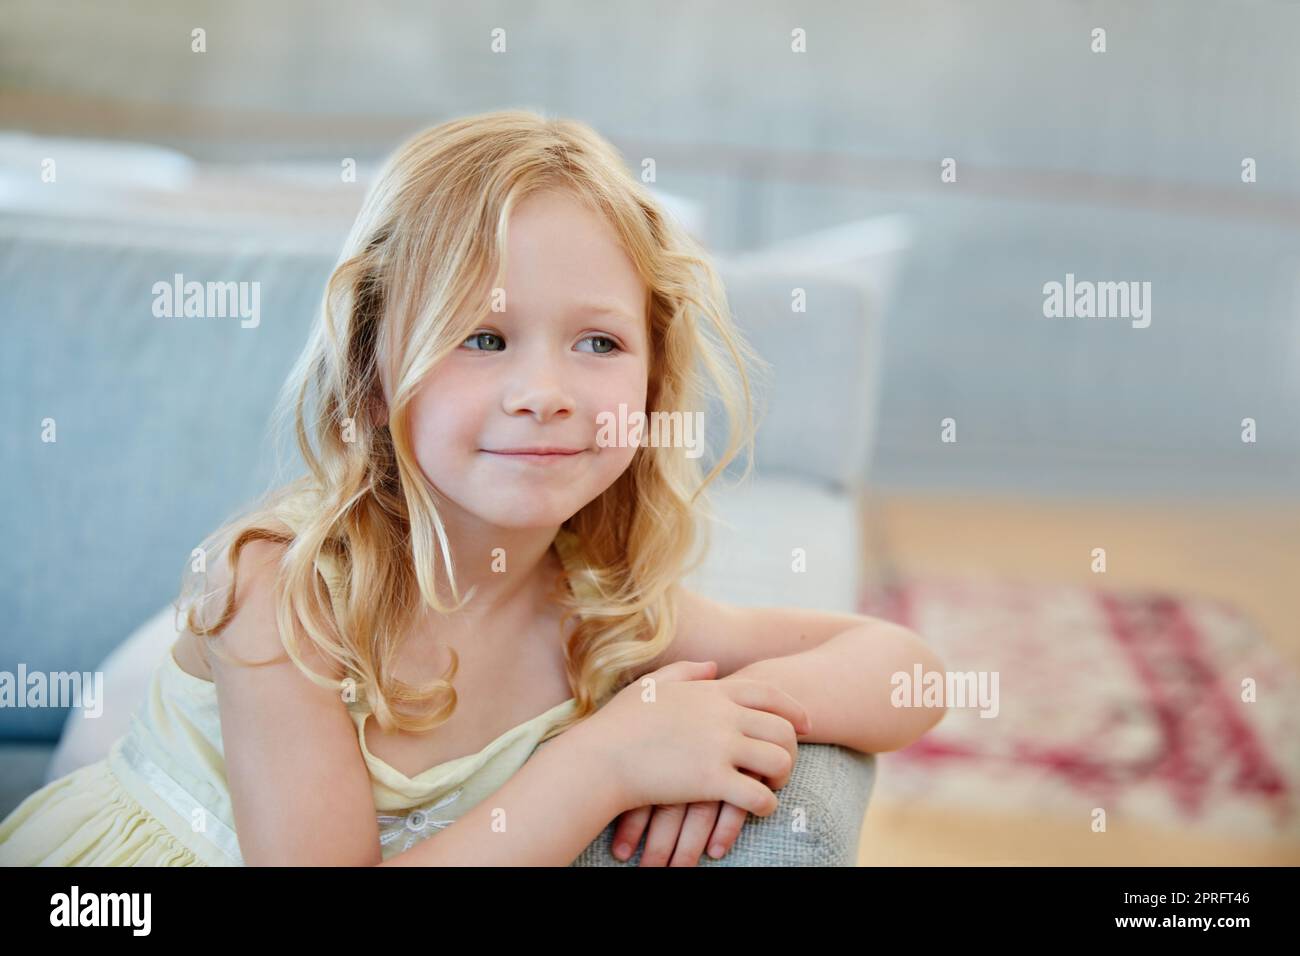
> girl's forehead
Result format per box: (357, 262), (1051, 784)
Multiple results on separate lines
(498, 205), (647, 326)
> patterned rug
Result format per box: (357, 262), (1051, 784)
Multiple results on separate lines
(858, 575), (1300, 841)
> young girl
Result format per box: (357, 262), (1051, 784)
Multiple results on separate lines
(0, 109), (945, 867)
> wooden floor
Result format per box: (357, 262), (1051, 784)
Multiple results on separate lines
(852, 491), (1300, 866)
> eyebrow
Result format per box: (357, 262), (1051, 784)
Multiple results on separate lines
(569, 299), (641, 323)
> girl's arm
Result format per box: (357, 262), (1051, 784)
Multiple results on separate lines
(725, 622), (948, 754)
(631, 585), (948, 753)
(211, 540), (385, 866)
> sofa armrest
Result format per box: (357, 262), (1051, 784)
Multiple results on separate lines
(570, 743), (876, 866)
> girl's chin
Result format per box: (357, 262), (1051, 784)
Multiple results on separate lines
(462, 504), (577, 530)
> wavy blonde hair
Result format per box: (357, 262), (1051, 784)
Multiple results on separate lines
(180, 108), (769, 742)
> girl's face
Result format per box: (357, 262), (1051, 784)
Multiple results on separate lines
(407, 188), (650, 531)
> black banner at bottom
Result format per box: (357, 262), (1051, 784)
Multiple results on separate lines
(0, 865), (1286, 940)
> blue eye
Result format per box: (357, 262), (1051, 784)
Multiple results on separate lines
(463, 332), (505, 351)
(577, 335), (620, 354)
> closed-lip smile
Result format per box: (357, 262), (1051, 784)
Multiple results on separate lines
(482, 447), (586, 459)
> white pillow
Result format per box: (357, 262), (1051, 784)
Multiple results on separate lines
(44, 604), (182, 783)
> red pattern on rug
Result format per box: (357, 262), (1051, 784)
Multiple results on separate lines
(859, 576), (1300, 840)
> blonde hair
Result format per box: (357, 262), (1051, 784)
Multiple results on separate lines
(180, 108), (769, 741)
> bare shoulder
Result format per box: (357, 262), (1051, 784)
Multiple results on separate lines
(189, 537), (344, 684)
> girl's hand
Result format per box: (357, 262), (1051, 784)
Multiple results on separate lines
(608, 663), (807, 866)
(584, 660), (810, 823)
(610, 782), (756, 866)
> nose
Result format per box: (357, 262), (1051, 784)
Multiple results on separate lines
(501, 345), (575, 422)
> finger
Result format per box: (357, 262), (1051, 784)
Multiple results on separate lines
(669, 801), (721, 867)
(723, 769), (779, 818)
(611, 805), (653, 862)
(648, 659), (717, 684)
(722, 679), (811, 734)
(732, 736), (795, 790)
(737, 707), (800, 781)
(638, 803), (688, 867)
(706, 800), (751, 860)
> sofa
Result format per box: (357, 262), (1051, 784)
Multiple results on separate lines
(0, 136), (909, 864)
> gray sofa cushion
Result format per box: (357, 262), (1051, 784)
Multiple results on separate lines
(0, 742), (55, 822)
